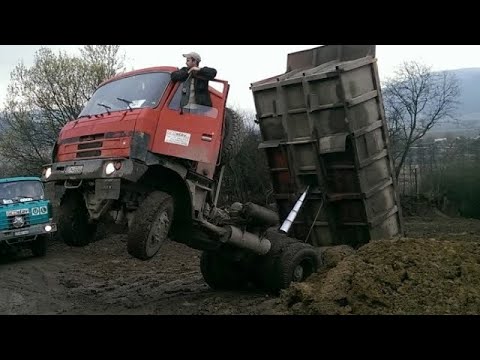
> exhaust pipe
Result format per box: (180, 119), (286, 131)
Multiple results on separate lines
(221, 225), (271, 255)
(198, 220), (271, 255)
(243, 202), (279, 227)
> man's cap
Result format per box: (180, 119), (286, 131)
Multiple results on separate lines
(183, 52), (201, 62)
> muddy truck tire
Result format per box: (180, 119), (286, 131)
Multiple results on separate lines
(220, 108), (245, 165)
(253, 232), (321, 294)
(271, 242), (319, 292)
(57, 191), (96, 247)
(127, 191), (174, 261)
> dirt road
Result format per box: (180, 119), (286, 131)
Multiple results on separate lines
(1, 216), (479, 315)
(0, 234), (280, 315)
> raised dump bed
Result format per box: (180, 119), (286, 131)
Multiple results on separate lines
(250, 45), (404, 248)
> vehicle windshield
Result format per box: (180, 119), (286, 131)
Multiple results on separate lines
(0, 180), (45, 203)
(78, 72), (171, 117)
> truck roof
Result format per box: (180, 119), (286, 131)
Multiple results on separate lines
(98, 66), (179, 88)
(0, 176), (42, 184)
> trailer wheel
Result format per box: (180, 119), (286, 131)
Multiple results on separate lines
(200, 251), (248, 290)
(31, 235), (48, 257)
(127, 191), (174, 261)
(57, 191), (96, 247)
(269, 242), (319, 293)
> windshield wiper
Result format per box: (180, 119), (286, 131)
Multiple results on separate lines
(97, 103), (112, 115)
(117, 98), (133, 111)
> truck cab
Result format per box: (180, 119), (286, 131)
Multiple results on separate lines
(41, 66), (243, 259)
(0, 177), (57, 257)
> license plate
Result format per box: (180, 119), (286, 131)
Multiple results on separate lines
(65, 165), (83, 175)
(15, 230), (29, 236)
(6, 209), (29, 216)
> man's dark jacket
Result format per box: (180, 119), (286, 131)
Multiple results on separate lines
(170, 67), (217, 107)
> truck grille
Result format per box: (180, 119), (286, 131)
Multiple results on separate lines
(78, 141), (103, 150)
(8, 214), (30, 230)
(76, 150), (102, 158)
(57, 131), (132, 161)
(76, 137), (103, 158)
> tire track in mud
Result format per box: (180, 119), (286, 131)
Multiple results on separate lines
(0, 251), (71, 314)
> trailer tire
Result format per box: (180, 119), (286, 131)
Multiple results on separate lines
(127, 191), (174, 261)
(268, 243), (320, 293)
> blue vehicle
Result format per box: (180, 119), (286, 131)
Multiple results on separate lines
(0, 177), (57, 257)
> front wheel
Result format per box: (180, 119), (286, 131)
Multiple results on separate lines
(57, 191), (96, 247)
(127, 191), (174, 260)
(31, 235), (48, 257)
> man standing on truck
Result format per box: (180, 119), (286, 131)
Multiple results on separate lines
(171, 51), (217, 108)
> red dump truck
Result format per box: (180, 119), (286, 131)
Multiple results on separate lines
(42, 45), (403, 293)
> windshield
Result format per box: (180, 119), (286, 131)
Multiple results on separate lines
(0, 180), (45, 203)
(78, 72), (171, 117)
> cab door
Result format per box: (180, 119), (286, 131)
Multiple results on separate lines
(152, 79), (229, 165)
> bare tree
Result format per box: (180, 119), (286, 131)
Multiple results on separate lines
(80, 45), (126, 93)
(0, 45), (125, 175)
(383, 61), (460, 179)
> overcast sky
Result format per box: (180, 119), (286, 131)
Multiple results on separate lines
(1, 45), (480, 112)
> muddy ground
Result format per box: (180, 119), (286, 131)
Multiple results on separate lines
(1, 215), (480, 315)
(0, 233), (280, 315)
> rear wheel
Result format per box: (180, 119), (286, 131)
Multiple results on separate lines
(253, 239), (320, 294)
(57, 191), (96, 247)
(127, 191), (174, 260)
(270, 242), (319, 293)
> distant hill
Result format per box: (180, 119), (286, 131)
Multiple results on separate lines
(419, 68), (480, 137)
(448, 68), (480, 117)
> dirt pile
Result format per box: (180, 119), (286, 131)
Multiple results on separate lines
(280, 237), (480, 315)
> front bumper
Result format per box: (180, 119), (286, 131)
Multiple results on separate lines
(42, 158), (147, 183)
(0, 222), (57, 245)
(42, 158), (148, 205)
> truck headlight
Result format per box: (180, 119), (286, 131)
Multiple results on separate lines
(44, 225), (52, 232)
(45, 167), (52, 179)
(105, 162), (115, 175)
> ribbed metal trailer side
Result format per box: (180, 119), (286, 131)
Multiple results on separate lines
(251, 45), (404, 248)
